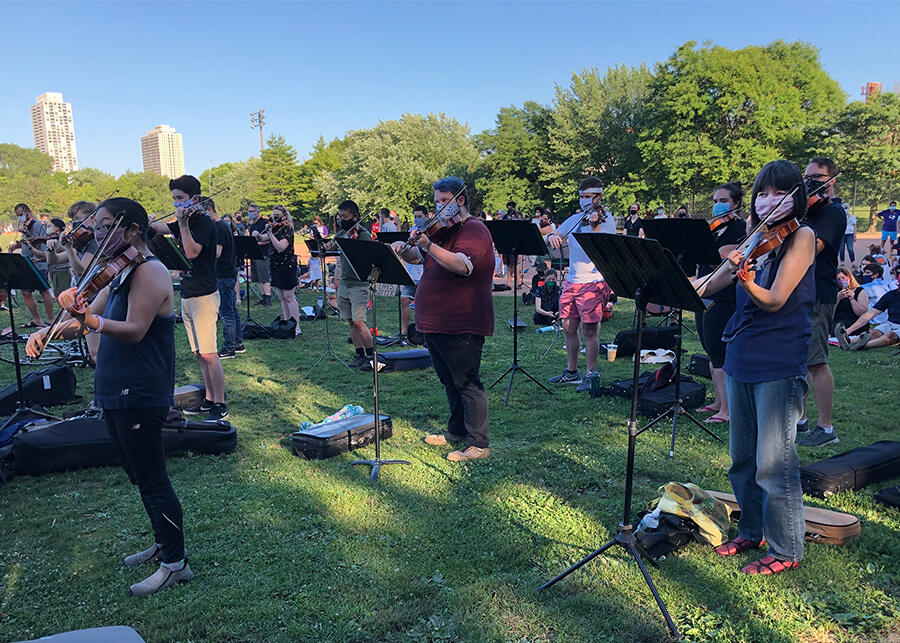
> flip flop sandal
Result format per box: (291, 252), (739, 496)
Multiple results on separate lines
(705, 415), (729, 424)
(701, 405), (719, 413)
(740, 555), (799, 575)
(714, 537), (765, 557)
(20, 321), (39, 329)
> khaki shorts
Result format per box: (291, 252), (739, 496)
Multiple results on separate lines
(807, 302), (835, 367)
(182, 291), (220, 354)
(337, 281), (368, 322)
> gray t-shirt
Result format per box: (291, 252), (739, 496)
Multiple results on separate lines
(22, 221), (48, 271)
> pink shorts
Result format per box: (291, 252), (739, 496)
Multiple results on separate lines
(559, 281), (611, 324)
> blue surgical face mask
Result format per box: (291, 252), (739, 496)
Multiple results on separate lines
(579, 197), (595, 212)
(891, 205), (896, 211)
(173, 200), (192, 209)
(712, 202), (730, 217)
(657, 208), (664, 215)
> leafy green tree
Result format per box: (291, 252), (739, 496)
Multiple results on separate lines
(295, 136), (345, 220)
(318, 114), (479, 223)
(253, 134), (304, 212)
(639, 41), (845, 213)
(199, 159), (261, 214)
(476, 102), (553, 213)
(543, 64), (654, 215)
(0, 144), (53, 176)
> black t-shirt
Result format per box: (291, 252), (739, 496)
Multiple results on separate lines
(874, 289), (900, 324)
(535, 284), (560, 314)
(625, 216), (642, 237)
(698, 218), (745, 304)
(248, 217), (271, 257)
(833, 287), (868, 330)
(807, 201), (846, 304)
(269, 226), (296, 270)
(168, 215), (218, 298)
(215, 220), (236, 279)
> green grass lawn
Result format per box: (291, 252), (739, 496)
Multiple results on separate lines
(0, 290), (897, 642)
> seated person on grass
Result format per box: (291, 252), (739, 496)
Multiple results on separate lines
(837, 265), (900, 350)
(533, 269), (561, 326)
(832, 267), (869, 335)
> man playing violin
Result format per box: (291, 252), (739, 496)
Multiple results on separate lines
(543, 177), (616, 393)
(796, 157), (846, 448)
(392, 176), (494, 462)
(26, 197), (193, 596)
(333, 200), (375, 368)
(150, 175), (228, 422)
(12, 203), (55, 328)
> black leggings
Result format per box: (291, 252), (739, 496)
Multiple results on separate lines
(695, 299), (736, 369)
(105, 406), (185, 564)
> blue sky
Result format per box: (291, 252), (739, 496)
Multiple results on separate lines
(2, 1), (898, 177)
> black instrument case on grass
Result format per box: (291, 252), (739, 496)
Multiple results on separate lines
(688, 353), (711, 378)
(598, 372), (706, 417)
(0, 365), (77, 415)
(373, 349), (432, 372)
(11, 413), (236, 476)
(799, 441), (900, 497)
(292, 414), (392, 459)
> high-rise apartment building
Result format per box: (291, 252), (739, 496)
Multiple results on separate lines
(30, 92), (79, 173)
(141, 125), (185, 178)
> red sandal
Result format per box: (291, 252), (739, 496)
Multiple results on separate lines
(714, 537), (765, 556)
(741, 555), (799, 575)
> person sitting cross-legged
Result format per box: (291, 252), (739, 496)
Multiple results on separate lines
(533, 269), (561, 326)
(837, 265), (900, 350)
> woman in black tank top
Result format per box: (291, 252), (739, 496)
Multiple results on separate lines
(27, 197), (193, 597)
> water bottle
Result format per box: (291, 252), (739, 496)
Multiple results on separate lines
(536, 325), (556, 334)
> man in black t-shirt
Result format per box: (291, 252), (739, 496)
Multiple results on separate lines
(247, 203), (272, 305)
(797, 157), (846, 448)
(839, 277), (900, 350)
(150, 175), (227, 422)
(207, 199), (244, 359)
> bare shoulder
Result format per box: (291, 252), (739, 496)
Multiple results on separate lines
(133, 258), (174, 290)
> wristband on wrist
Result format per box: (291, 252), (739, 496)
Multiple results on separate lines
(88, 316), (104, 334)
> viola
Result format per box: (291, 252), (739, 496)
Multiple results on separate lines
(60, 226), (94, 251)
(398, 182), (469, 255)
(738, 217), (801, 273)
(77, 246), (147, 301)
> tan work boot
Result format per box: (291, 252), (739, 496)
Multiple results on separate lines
(424, 432), (465, 446)
(447, 446), (490, 462)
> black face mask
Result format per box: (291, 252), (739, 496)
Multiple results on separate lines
(805, 177), (827, 195)
(340, 218), (357, 231)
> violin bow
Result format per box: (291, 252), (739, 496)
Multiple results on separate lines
(147, 187), (230, 225)
(35, 211), (127, 357)
(398, 182), (468, 255)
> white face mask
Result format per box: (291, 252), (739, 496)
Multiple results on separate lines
(579, 197), (596, 212)
(755, 194), (794, 222)
(436, 200), (460, 222)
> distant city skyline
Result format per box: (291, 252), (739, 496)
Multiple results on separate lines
(141, 125), (185, 178)
(30, 92), (78, 173)
(3, 2), (899, 177)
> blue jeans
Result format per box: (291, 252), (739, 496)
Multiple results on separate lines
(839, 234), (855, 262)
(725, 374), (807, 562)
(217, 277), (242, 351)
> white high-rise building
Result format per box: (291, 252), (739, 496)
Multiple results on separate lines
(141, 125), (185, 178)
(30, 92), (79, 173)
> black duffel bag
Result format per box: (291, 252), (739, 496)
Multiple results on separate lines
(0, 365), (77, 415)
(612, 325), (677, 358)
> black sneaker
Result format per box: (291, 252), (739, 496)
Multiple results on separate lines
(797, 426), (839, 447)
(796, 420), (809, 434)
(184, 399), (214, 416)
(205, 404), (229, 422)
(234, 343), (247, 354)
(548, 369), (582, 385)
(218, 348), (236, 359)
(575, 370), (598, 393)
(349, 353), (368, 368)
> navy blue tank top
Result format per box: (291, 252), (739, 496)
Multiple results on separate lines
(722, 234), (815, 384)
(94, 257), (175, 409)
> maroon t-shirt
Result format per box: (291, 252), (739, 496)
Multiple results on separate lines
(415, 217), (495, 336)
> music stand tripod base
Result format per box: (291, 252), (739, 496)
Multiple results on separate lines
(303, 238), (352, 376)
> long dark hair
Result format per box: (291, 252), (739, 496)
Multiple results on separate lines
(748, 160), (807, 228)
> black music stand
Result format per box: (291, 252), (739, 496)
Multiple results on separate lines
(636, 219), (724, 457)
(538, 234), (707, 641)
(148, 235), (193, 272)
(304, 234), (351, 375)
(0, 254), (61, 440)
(335, 238), (414, 482)
(375, 231), (412, 340)
(234, 236), (269, 337)
(484, 220), (552, 406)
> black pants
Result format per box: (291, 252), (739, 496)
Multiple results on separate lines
(533, 312), (556, 326)
(695, 299), (736, 369)
(105, 406), (185, 564)
(424, 332), (489, 448)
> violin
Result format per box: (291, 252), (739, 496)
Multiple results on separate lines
(739, 217), (801, 270)
(398, 182), (468, 254)
(804, 173), (841, 216)
(708, 205), (744, 234)
(77, 245), (147, 300)
(60, 226), (94, 251)
(338, 214), (373, 240)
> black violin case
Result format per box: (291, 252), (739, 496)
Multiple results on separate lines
(595, 371), (706, 417)
(0, 365), (78, 415)
(10, 413), (236, 476)
(368, 349), (432, 372)
(291, 414), (392, 459)
(799, 441), (900, 497)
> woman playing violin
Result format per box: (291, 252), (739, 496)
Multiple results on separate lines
(26, 197), (193, 596)
(266, 205), (302, 335)
(695, 182), (745, 423)
(694, 160), (815, 576)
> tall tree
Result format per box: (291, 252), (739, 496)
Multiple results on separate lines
(318, 113), (479, 223)
(253, 134), (304, 212)
(199, 158), (261, 213)
(295, 136), (345, 220)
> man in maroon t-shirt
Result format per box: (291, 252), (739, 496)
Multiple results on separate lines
(392, 176), (494, 462)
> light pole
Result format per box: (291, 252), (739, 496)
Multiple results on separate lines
(250, 109), (265, 155)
